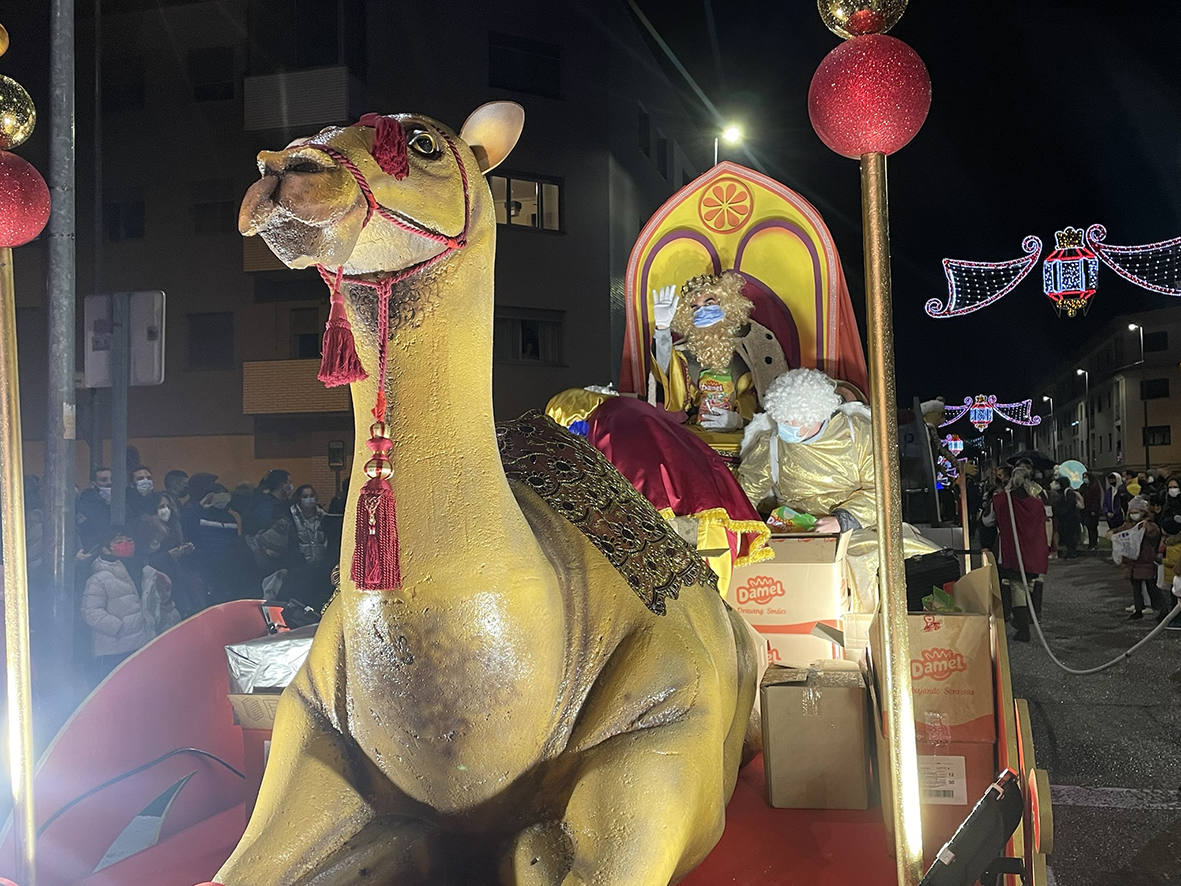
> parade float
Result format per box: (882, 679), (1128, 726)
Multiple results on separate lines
(0, 3), (1053, 885)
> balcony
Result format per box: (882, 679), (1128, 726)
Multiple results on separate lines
(242, 359), (350, 415)
(243, 66), (364, 132)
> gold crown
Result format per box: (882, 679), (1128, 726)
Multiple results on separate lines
(681, 273), (720, 295)
(1054, 226), (1084, 248)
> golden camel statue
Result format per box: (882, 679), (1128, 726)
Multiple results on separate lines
(216, 102), (759, 885)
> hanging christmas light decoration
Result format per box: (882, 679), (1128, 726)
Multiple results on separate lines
(1085, 224), (1181, 296)
(927, 222), (1181, 318)
(943, 434), (963, 455)
(925, 235), (1041, 319)
(1043, 226), (1099, 317)
(939, 395), (1042, 431)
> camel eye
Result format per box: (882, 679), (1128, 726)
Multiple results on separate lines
(409, 130), (439, 156)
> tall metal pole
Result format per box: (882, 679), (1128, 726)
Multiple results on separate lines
(0, 247), (39, 884)
(860, 152), (923, 884)
(46, 0), (77, 655)
(110, 292), (130, 525)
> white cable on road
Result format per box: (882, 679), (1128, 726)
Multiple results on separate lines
(1006, 491), (1180, 675)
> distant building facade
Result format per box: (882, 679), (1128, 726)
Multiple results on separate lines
(15, 0), (708, 493)
(1032, 306), (1181, 474)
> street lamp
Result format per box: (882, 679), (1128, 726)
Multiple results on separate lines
(1042, 394), (1055, 461)
(714, 124), (742, 166)
(1129, 323), (1149, 469)
(1077, 368), (1089, 463)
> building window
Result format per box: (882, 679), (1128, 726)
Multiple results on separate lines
(247, 0), (366, 79)
(655, 133), (669, 179)
(103, 197), (146, 241)
(1141, 378), (1170, 400)
(637, 105), (651, 156)
(188, 46), (235, 101)
(290, 307), (321, 359)
(489, 32), (562, 99)
(489, 173), (561, 231)
(102, 55), (146, 112)
(191, 178), (237, 236)
(1144, 330), (1168, 352)
(187, 312), (235, 370)
(1144, 425), (1171, 447)
(494, 307), (563, 365)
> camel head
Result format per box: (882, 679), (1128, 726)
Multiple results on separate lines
(239, 102), (524, 279)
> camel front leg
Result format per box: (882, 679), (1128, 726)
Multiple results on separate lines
(214, 604), (439, 885)
(505, 718), (729, 886)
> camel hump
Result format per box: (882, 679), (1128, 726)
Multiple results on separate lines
(497, 411), (717, 614)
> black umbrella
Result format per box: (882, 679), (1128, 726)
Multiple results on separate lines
(1005, 450), (1056, 471)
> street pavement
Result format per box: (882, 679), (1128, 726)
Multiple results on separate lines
(1008, 549), (1181, 886)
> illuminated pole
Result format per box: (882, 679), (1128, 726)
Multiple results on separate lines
(0, 22), (52, 883)
(0, 247), (37, 884)
(1076, 368), (1089, 464)
(861, 152), (924, 882)
(809, 12), (931, 879)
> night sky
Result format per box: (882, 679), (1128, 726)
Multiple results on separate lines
(638, 0), (1181, 408)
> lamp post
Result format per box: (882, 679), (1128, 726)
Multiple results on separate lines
(713, 124), (742, 166)
(1042, 395), (1055, 461)
(1129, 323), (1149, 470)
(1077, 368), (1089, 463)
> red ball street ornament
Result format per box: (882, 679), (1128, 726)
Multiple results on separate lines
(0, 150), (51, 247)
(808, 34), (931, 159)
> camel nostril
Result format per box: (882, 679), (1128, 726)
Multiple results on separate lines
(239, 175), (279, 235)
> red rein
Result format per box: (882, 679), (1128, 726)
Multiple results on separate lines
(307, 115), (471, 590)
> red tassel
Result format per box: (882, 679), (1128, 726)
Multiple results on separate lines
(351, 476), (400, 590)
(317, 266), (367, 387)
(358, 113), (409, 180)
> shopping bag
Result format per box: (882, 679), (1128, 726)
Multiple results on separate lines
(1110, 522), (1146, 565)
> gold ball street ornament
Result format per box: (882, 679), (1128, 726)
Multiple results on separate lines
(0, 23), (9, 58)
(0, 74), (35, 150)
(818, 0), (908, 39)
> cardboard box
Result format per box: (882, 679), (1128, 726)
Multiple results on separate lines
(761, 662), (871, 810)
(867, 562), (1000, 861)
(228, 692), (281, 821)
(730, 532), (850, 667)
(227, 691), (282, 730)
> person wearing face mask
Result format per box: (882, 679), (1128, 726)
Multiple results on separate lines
(76, 466), (113, 551)
(1159, 476), (1181, 531)
(1081, 471), (1103, 551)
(650, 272), (789, 440)
(737, 368), (875, 533)
(141, 492), (199, 615)
(290, 485), (328, 566)
(1114, 496), (1161, 621)
(81, 526), (177, 679)
(126, 465), (156, 520)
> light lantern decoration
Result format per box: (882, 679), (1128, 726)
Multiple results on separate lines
(944, 434), (964, 455)
(1042, 226), (1099, 317)
(940, 395), (1042, 432)
(967, 395), (995, 431)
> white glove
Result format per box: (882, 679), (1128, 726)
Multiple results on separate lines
(652, 285), (679, 331)
(699, 407), (742, 430)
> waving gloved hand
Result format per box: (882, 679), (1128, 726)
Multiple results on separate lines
(699, 406), (742, 431)
(652, 285), (679, 331)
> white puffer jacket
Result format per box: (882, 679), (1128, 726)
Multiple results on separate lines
(82, 557), (178, 657)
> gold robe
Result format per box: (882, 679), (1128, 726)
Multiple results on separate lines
(737, 409), (877, 529)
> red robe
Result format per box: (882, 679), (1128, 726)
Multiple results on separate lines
(993, 490), (1049, 575)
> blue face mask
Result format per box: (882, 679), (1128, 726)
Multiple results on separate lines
(777, 423), (805, 444)
(691, 304), (725, 328)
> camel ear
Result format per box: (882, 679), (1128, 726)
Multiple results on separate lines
(459, 102), (524, 174)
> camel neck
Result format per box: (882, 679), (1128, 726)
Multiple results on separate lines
(343, 251), (544, 588)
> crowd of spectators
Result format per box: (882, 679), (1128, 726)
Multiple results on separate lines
(980, 460), (1181, 643)
(70, 456), (344, 678)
